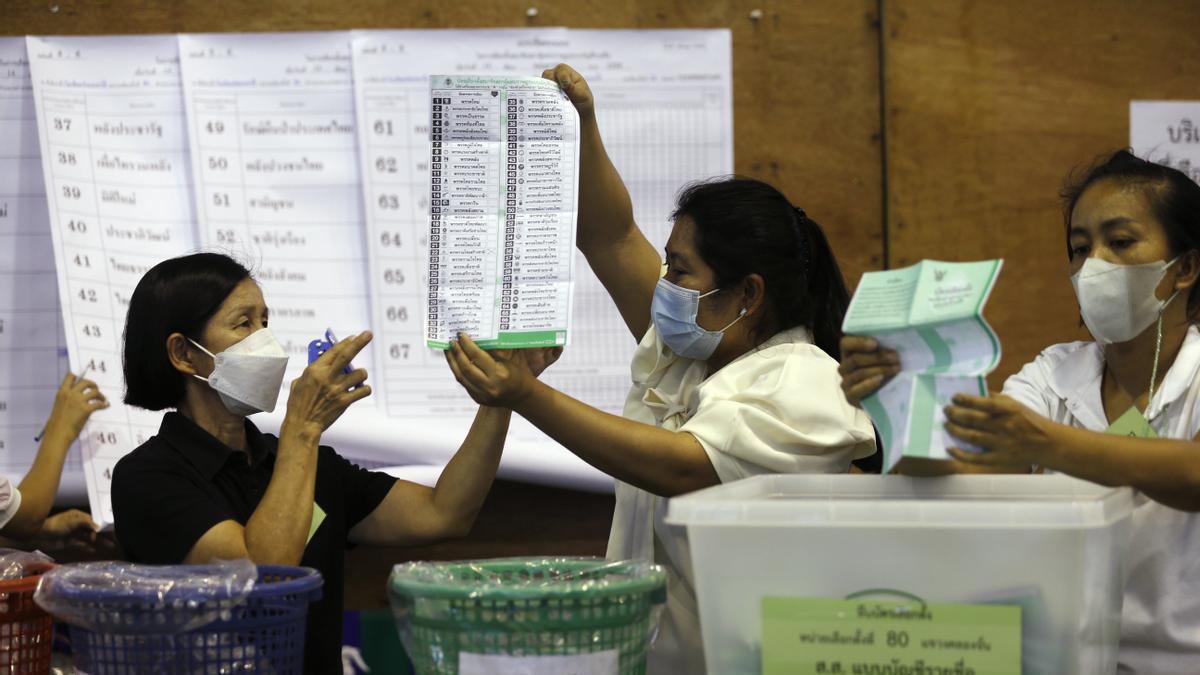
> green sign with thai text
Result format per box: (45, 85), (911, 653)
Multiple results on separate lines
(762, 596), (1021, 675)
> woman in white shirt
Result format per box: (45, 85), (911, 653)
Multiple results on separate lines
(839, 149), (1200, 674)
(443, 64), (876, 673)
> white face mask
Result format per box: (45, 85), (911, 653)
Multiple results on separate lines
(1070, 256), (1181, 345)
(189, 328), (290, 417)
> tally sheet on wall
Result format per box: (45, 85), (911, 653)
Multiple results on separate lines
(26, 35), (199, 523)
(178, 32), (376, 383)
(0, 37), (84, 500)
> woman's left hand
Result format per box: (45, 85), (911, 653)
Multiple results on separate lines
(39, 509), (98, 541)
(30, 509), (115, 558)
(943, 393), (1054, 467)
(510, 345), (563, 377)
(445, 334), (552, 407)
(45, 373), (109, 441)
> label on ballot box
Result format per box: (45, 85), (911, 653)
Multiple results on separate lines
(842, 259), (1003, 472)
(459, 650), (618, 675)
(762, 596), (1021, 675)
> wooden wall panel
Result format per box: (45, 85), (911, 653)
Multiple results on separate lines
(884, 0), (1200, 387)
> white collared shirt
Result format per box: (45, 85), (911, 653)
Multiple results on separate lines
(1003, 325), (1200, 675)
(608, 324), (875, 674)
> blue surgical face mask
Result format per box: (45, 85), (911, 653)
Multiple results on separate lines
(651, 277), (746, 360)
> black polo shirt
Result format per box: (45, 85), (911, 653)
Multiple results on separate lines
(111, 411), (397, 675)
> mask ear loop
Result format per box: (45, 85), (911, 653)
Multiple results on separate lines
(717, 307), (748, 332)
(697, 285), (750, 333)
(187, 338), (217, 383)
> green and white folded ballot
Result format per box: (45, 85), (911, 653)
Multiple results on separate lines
(842, 259), (1004, 472)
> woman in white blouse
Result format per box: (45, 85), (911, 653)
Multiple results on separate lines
(443, 64), (876, 673)
(839, 150), (1200, 674)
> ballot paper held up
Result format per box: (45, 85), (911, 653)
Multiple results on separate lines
(426, 75), (580, 350)
(842, 259), (1003, 472)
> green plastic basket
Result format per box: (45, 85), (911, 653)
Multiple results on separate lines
(389, 557), (668, 675)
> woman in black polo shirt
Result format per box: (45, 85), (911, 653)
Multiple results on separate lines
(111, 252), (559, 673)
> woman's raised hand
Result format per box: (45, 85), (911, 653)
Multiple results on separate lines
(838, 336), (901, 406)
(285, 331), (373, 433)
(444, 334), (556, 408)
(543, 63), (594, 119)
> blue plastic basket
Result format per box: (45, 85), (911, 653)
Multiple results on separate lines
(58, 564), (322, 674)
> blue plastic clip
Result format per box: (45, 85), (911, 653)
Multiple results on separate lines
(308, 328), (354, 375)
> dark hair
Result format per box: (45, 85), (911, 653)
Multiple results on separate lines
(1061, 149), (1200, 317)
(123, 252), (252, 410)
(672, 177), (851, 360)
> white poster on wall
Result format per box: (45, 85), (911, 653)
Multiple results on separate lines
(1131, 101), (1200, 184)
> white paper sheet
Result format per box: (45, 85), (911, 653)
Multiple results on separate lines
(0, 38), (85, 501)
(179, 32), (375, 383)
(26, 35), (198, 524)
(426, 74), (579, 349)
(1131, 101), (1200, 184)
(459, 651), (618, 675)
(350, 29), (733, 474)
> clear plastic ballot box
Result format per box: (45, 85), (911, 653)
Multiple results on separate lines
(664, 474), (1134, 675)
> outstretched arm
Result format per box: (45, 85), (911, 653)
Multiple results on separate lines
(545, 64), (662, 340)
